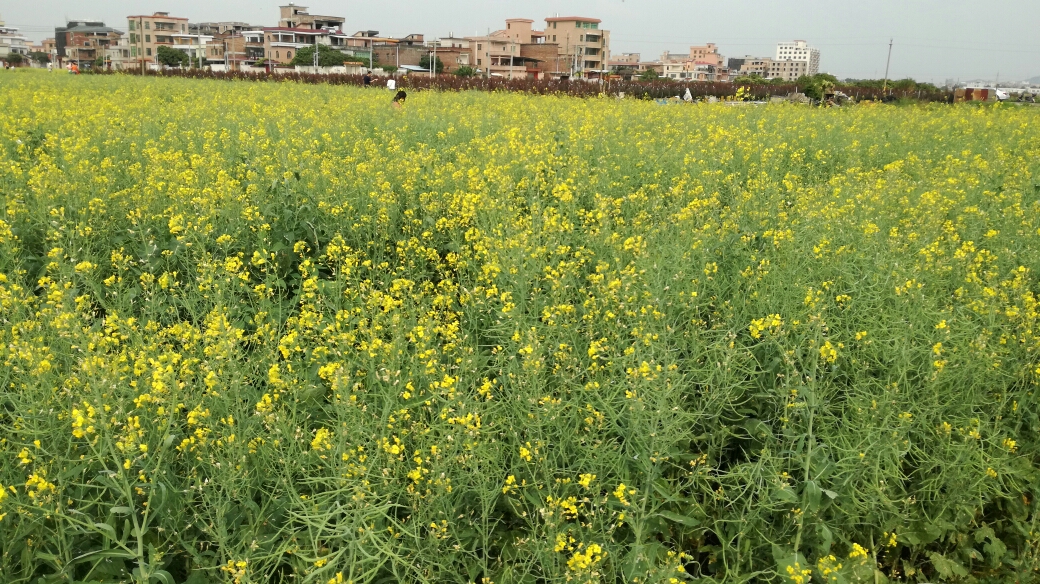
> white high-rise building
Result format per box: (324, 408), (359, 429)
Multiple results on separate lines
(774, 40), (819, 80)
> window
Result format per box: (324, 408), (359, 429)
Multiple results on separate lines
(146, 47), (152, 56)
(145, 35), (151, 42)
(145, 21), (150, 29)
(477, 59), (481, 65)
(287, 51), (292, 59)
(552, 35), (556, 42)
(129, 21), (135, 31)
(181, 24), (185, 32)
(477, 44), (481, 50)
(130, 33), (136, 43)
(131, 46), (137, 56)
(276, 51), (280, 58)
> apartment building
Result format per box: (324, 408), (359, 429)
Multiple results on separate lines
(55, 21), (123, 68)
(0, 19), (30, 61)
(127, 12), (189, 67)
(467, 19), (557, 80)
(689, 43), (723, 67)
(171, 31), (214, 66)
(429, 37), (471, 72)
(728, 56), (774, 77)
(769, 59), (810, 82)
(278, 4), (344, 30)
(263, 27), (332, 65)
(190, 22), (255, 36)
(543, 16), (609, 79)
(611, 52), (640, 66)
(104, 37), (132, 70)
(772, 40), (819, 81)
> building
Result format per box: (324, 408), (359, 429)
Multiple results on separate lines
(467, 19), (557, 79)
(689, 43), (723, 68)
(190, 22), (256, 36)
(429, 37), (471, 72)
(772, 40), (819, 81)
(104, 36), (132, 70)
(263, 27), (332, 65)
(371, 33), (427, 68)
(611, 52), (640, 66)
(543, 16), (609, 79)
(0, 19), (30, 61)
(278, 4), (344, 30)
(662, 61), (689, 80)
(467, 19), (558, 80)
(768, 59), (810, 82)
(55, 20), (124, 69)
(171, 31), (214, 66)
(729, 56), (774, 78)
(127, 12), (189, 68)
(28, 38), (58, 62)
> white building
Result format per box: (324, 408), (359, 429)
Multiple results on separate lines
(774, 40), (819, 80)
(171, 32), (215, 65)
(0, 18), (31, 60)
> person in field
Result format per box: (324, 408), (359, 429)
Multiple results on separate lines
(392, 90), (407, 109)
(363, 72), (372, 87)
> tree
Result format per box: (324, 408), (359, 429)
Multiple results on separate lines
(454, 65), (476, 77)
(290, 44), (357, 67)
(5, 53), (23, 66)
(29, 51), (50, 65)
(638, 68), (661, 81)
(419, 54), (444, 74)
(156, 46), (189, 68)
(797, 73), (838, 101)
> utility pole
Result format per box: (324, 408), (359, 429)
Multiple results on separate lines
(882, 38), (893, 94)
(313, 33), (319, 69)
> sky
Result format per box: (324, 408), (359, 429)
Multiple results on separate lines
(4, 0), (1039, 83)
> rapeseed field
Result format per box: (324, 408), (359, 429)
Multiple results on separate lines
(1, 72), (1040, 583)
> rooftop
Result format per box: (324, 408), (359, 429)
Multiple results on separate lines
(128, 13), (189, 21)
(545, 16), (602, 23)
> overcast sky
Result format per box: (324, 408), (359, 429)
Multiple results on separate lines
(5, 0), (1039, 82)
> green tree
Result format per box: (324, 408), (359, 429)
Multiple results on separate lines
(5, 53), (24, 66)
(797, 73), (838, 101)
(29, 51), (50, 65)
(454, 65), (476, 77)
(290, 44), (358, 67)
(639, 68), (661, 81)
(419, 55), (444, 74)
(156, 46), (189, 68)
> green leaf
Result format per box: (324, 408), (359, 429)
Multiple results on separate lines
(803, 480), (822, 511)
(773, 486), (799, 503)
(93, 522), (118, 540)
(815, 522), (833, 553)
(928, 552), (968, 580)
(657, 510), (702, 527)
(34, 551), (60, 562)
(110, 506), (133, 516)
(151, 569), (176, 584)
